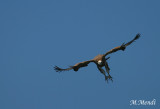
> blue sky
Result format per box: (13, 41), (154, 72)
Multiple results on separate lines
(0, 0), (160, 109)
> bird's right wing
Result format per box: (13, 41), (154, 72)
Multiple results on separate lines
(72, 60), (94, 71)
(54, 66), (73, 72)
(54, 60), (94, 72)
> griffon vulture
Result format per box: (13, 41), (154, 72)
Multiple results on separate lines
(54, 33), (140, 82)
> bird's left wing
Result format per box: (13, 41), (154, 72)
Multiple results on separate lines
(103, 33), (140, 57)
(54, 60), (94, 72)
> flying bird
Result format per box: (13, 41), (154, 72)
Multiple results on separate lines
(54, 33), (140, 82)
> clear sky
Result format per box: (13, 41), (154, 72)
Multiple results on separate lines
(0, 0), (160, 109)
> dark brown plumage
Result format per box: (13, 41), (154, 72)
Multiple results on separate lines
(54, 33), (140, 82)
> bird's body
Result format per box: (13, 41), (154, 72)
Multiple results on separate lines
(93, 54), (105, 66)
(54, 33), (141, 82)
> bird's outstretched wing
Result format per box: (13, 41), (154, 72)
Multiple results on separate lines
(104, 33), (140, 57)
(54, 66), (73, 72)
(124, 33), (140, 47)
(54, 60), (94, 72)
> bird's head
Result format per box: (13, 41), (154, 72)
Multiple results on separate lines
(98, 60), (102, 65)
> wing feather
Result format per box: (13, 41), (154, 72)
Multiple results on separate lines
(124, 33), (140, 47)
(72, 60), (94, 71)
(104, 33), (140, 57)
(54, 60), (94, 72)
(54, 66), (73, 72)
